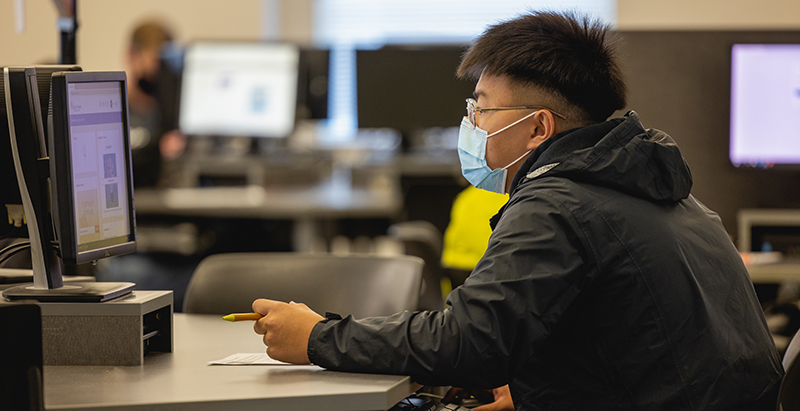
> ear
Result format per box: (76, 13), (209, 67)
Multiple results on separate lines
(126, 48), (138, 67)
(525, 110), (557, 151)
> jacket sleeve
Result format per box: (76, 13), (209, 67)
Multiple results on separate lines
(308, 189), (594, 388)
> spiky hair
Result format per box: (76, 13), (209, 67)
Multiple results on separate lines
(458, 11), (627, 123)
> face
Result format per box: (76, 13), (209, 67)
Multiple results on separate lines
(128, 46), (161, 83)
(473, 74), (557, 187)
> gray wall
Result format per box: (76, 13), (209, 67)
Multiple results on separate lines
(617, 31), (800, 240)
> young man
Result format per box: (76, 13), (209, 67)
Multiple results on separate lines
(252, 11), (783, 410)
(125, 20), (186, 186)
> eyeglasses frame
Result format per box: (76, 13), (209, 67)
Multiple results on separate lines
(466, 98), (566, 126)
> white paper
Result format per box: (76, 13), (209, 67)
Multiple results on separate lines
(208, 353), (297, 366)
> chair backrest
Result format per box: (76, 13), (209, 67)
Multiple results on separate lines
(183, 252), (423, 318)
(780, 329), (800, 411)
(387, 221), (444, 311)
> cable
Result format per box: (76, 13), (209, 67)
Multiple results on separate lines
(0, 240), (30, 256)
(0, 240), (31, 267)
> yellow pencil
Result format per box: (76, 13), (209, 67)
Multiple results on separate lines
(222, 313), (264, 322)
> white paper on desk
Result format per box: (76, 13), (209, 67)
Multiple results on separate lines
(208, 353), (295, 366)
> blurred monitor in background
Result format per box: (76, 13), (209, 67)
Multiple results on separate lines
(178, 42), (301, 140)
(729, 43), (800, 168)
(297, 48), (329, 121)
(356, 45), (475, 151)
(155, 45), (326, 148)
(126, 20), (186, 187)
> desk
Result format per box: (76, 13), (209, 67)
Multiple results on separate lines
(133, 177), (403, 252)
(45, 313), (418, 410)
(746, 262), (800, 284)
(134, 180), (402, 220)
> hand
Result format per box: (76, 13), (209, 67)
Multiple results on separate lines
(474, 385), (514, 411)
(443, 385), (514, 411)
(252, 299), (324, 364)
(159, 130), (187, 160)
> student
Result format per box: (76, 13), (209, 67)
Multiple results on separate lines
(251, 11), (783, 410)
(125, 20), (186, 186)
(441, 185), (508, 291)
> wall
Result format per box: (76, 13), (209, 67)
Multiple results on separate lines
(5, 0), (800, 70)
(617, 31), (800, 238)
(0, 0), (313, 70)
(617, 0), (800, 30)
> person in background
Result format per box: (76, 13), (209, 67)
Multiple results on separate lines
(126, 20), (186, 186)
(249, 11), (783, 411)
(440, 185), (508, 293)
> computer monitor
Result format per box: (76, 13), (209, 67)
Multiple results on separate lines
(157, 44), (326, 133)
(2, 69), (135, 302)
(2, 67), (66, 288)
(356, 45), (475, 148)
(49, 71), (137, 264)
(297, 47), (329, 120)
(179, 41), (301, 138)
(1, 66), (81, 235)
(729, 43), (800, 167)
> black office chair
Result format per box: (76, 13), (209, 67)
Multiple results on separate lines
(779, 328), (800, 410)
(183, 252), (423, 318)
(387, 221), (445, 311)
(0, 302), (44, 411)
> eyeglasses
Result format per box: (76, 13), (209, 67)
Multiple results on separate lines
(466, 98), (566, 126)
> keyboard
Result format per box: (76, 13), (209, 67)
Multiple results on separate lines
(389, 395), (473, 411)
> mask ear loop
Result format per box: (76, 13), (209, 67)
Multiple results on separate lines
(486, 110), (540, 138)
(485, 110), (539, 171)
(501, 149), (532, 171)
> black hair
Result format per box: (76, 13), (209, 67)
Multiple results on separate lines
(130, 21), (173, 53)
(457, 11), (627, 124)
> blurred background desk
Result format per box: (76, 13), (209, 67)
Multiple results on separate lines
(134, 175), (403, 252)
(747, 261), (800, 284)
(44, 313), (419, 411)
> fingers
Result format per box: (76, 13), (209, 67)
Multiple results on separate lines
(250, 300), (322, 365)
(253, 299), (283, 336)
(472, 385), (514, 411)
(252, 298), (281, 315)
(289, 301), (314, 313)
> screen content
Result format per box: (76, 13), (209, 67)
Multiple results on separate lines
(179, 42), (300, 138)
(730, 44), (800, 167)
(67, 81), (130, 252)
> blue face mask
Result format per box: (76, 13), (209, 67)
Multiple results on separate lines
(457, 111), (538, 194)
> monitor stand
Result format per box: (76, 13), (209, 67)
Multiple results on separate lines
(2, 282), (135, 303)
(0, 268), (95, 285)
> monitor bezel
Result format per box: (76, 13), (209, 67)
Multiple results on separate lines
(49, 71), (137, 265)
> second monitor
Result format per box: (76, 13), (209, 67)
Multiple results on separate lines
(179, 42), (301, 139)
(356, 45), (475, 149)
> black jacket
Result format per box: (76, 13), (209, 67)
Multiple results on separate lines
(308, 112), (784, 410)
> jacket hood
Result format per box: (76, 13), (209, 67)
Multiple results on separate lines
(511, 111), (693, 203)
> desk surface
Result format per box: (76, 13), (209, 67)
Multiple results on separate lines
(134, 179), (402, 220)
(45, 313), (417, 411)
(746, 261), (800, 284)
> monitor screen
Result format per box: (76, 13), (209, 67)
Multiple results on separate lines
(356, 45), (474, 136)
(67, 82), (132, 252)
(729, 43), (800, 167)
(179, 42), (300, 138)
(50, 71), (136, 265)
(297, 48), (329, 120)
